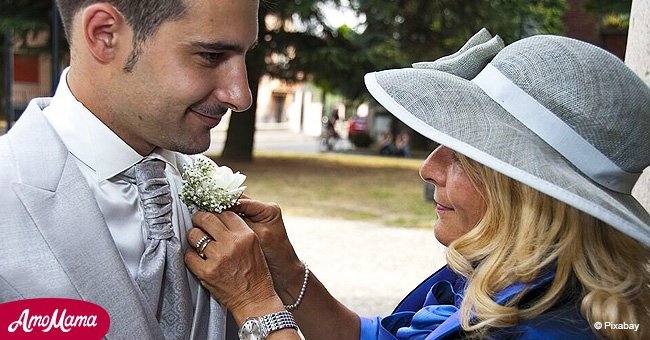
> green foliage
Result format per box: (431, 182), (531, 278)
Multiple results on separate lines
(291, 0), (568, 101)
(583, 0), (632, 17)
(248, 1), (385, 105)
(583, 0), (632, 30)
(0, 0), (51, 38)
(352, 0), (567, 62)
(601, 14), (629, 30)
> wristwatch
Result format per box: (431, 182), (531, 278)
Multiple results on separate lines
(238, 310), (298, 340)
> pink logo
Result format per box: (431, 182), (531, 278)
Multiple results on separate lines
(0, 298), (110, 339)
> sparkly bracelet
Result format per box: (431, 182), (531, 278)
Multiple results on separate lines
(284, 261), (309, 312)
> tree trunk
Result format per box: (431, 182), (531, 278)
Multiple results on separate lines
(626, 0), (650, 212)
(220, 72), (261, 162)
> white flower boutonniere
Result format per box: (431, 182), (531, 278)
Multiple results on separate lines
(180, 159), (247, 213)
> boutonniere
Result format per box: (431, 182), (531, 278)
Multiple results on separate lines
(180, 159), (246, 213)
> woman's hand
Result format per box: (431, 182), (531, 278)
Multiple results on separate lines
(184, 211), (285, 324)
(219, 199), (361, 340)
(230, 199), (305, 296)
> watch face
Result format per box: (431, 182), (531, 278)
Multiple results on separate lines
(239, 319), (264, 340)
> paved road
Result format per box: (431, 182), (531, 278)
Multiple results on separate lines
(205, 128), (356, 155)
(283, 216), (447, 317)
(206, 128), (321, 155)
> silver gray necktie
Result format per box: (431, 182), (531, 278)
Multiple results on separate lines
(133, 159), (192, 339)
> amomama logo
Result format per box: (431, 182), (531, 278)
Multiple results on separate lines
(0, 298), (110, 339)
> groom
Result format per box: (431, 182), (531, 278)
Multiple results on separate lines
(0, 0), (258, 338)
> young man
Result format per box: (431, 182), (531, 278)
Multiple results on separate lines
(0, 0), (258, 338)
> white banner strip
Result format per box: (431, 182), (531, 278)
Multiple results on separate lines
(472, 64), (639, 194)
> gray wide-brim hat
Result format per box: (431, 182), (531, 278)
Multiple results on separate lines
(364, 28), (650, 247)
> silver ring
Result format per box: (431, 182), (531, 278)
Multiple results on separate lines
(194, 235), (210, 250)
(197, 238), (212, 259)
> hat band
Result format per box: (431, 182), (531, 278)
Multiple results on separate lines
(472, 64), (640, 194)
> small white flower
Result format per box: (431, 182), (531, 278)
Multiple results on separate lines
(180, 159), (247, 213)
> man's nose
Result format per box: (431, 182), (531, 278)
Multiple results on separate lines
(214, 58), (253, 112)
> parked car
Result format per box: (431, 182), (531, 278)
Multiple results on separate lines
(348, 115), (371, 148)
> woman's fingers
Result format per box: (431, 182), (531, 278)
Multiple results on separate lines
(184, 247), (207, 275)
(188, 211), (252, 261)
(184, 210), (281, 315)
(192, 210), (249, 234)
(191, 211), (227, 237)
(231, 199), (281, 224)
(187, 227), (218, 260)
(214, 211), (250, 233)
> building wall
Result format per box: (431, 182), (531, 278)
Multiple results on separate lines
(12, 53), (52, 110)
(564, 0), (602, 45)
(254, 75), (324, 136)
(11, 30), (53, 111)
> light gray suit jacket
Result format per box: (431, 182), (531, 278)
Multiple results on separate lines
(0, 99), (226, 340)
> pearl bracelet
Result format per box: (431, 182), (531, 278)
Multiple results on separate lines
(284, 261), (309, 312)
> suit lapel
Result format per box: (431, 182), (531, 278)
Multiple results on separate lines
(10, 105), (163, 339)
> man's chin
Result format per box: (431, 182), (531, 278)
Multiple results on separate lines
(179, 144), (211, 155)
(164, 137), (211, 155)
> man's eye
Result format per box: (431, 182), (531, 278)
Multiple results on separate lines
(199, 52), (223, 64)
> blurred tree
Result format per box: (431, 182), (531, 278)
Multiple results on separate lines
(221, 0), (348, 160)
(223, 0), (570, 160)
(351, 0), (567, 64)
(333, 0), (569, 150)
(0, 0), (51, 37)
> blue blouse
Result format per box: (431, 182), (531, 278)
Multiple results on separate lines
(359, 266), (595, 339)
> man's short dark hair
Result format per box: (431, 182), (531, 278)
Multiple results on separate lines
(56, 0), (188, 71)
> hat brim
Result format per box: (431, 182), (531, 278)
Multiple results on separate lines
(365, 68), (650, 247)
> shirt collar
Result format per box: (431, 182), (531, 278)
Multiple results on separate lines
(43, 67), (179, 181)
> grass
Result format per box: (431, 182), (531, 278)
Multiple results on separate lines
(211, 151), (436, 228)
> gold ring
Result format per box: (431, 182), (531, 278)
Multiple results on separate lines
(197, 238), (212, 259)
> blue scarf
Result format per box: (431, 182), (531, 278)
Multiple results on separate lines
(360, 265), (595, 339)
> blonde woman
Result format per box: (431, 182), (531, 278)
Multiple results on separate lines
(184, 29), (649, 340)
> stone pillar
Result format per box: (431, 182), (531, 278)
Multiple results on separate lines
(626, 0), (650, 211)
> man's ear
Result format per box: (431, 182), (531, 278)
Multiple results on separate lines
(81, 3), (128, 63)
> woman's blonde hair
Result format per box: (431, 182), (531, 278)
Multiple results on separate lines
(445, 153), (650, 339)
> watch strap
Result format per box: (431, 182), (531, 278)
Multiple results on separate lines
(260, 310), (298, 336)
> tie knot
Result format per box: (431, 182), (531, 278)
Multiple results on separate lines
(135, 158), (166, 182)
(134, 159), (174, 240)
